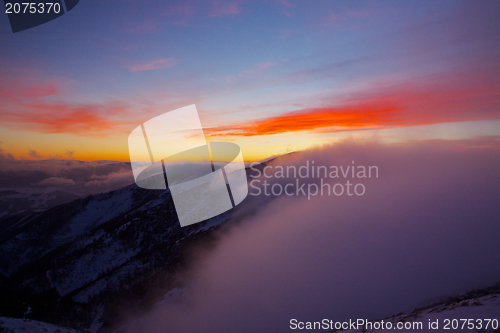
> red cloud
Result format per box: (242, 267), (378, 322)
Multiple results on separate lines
(129, 58), (178, 72)
(206, 105), (404, 137)
(206, 76), (500, 137)
(0, 79), (60, 100)
(0, 77), (153, 137)
(2, 101), (129, 135)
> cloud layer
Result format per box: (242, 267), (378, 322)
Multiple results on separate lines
(129, 58), (178, 72)
(0, 158), (134, 196)
(124, 141), (500, 333)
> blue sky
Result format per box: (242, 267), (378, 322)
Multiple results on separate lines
(0, 0), (499, 160)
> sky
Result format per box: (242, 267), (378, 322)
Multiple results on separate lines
(0, 0), (499, 161)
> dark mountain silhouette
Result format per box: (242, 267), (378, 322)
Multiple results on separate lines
(0, 163), (266, 331)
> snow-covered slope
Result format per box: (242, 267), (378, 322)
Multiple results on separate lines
(0, 189), (81, 219)
(337, 287), (500, 333)
(0, 317), (79, 333)
(0, 177), (246, 331)
(0, 162), (269, 331)
(0, 185), (156, 276)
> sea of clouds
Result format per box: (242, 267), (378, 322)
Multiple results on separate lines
(123, 140), (500, 333)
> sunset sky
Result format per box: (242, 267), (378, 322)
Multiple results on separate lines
(0, 0), (499, 161)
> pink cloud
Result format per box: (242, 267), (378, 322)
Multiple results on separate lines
(163, 3), (194, 17)
(129, 58), (178, 72)
(0, 78), (60, 100)
(163, 3), (195, 26)
(276, 0), (295, 7)
(279, 29), (297, 39)
(255, 61), (277, 70)
(208, 1), (242, 18)
(227, 61), (278, 82)
(318, 7), (374, 28)
(126, 19), (163, 34)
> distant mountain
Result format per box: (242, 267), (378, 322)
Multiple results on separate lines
(0, 159), (135, 219)
(0, 189), (81, 219)
(334, 284), (500, 333)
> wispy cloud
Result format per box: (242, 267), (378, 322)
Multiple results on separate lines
(129, 58), (178, 72)
(279, 29), (297, 39)
(0, 78), (60, 100)
(226, 61), (278, 82)
(160, 1), (242, 27)
(318, 7), (374, 28)
(0, 71), (203, 138)
(254, 62), (277, 70)
(1, 101), (129, 135)
(276, 0), (295, 16)
(0, 76), (147, 137)
(0, 158), (134, 195)
(123, 0), (244, 32)
(208, 1), (242, 18)
(126, 19), (163, 34)
(38, 176), (76, 187)
(64, 150), (76, 159)
(0, 144), (15, 161)
(276, 0), (295, 8)
(164, 3), (194, 17)
(28, 150), (42, 159)
(163, 3), (195, 26)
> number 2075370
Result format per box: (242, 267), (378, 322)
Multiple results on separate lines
(5, 3), (61, 14)
(443, 318), (498, 330)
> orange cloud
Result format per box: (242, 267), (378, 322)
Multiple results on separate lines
(0, 72), (205, 139)
(0, 77), (153, 137)
(129, 58), (178, 72)
(2, 101), (129, 135)
(206, 105), (404, 137)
